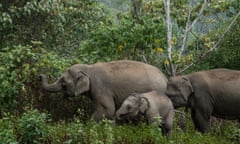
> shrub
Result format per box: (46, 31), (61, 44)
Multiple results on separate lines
(81, 119), (114, 144)
(0, 114), (18, 144)
(0, 0), (111, 58)
(230, 128), (240, 144)
(0, 44), (73, 117)
(0, 45), (35, 115)
(16, 109), (50, 144)
(63, 120), (83, 144)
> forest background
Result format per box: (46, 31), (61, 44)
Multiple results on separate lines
(0, 0), (240, 143)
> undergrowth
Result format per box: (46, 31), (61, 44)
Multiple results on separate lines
(0, 108), (239, 144)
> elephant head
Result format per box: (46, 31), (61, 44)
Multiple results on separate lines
(38, 64), (90, 97)
(165, 76), (193, 108)
(116, 93), (149, 120)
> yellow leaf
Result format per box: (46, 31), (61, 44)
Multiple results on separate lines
(117, 45), (123, 52)
(156, 47), (163, 53)
(171, 37), (177, 45)
(164, 59), (169, 65)
(204, 37), (210, 42)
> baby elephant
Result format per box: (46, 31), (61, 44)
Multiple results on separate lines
(116, 91), (174, 136)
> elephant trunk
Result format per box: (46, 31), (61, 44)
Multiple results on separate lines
(115, 110), (123, 120)
(116, 108), (130, 120)
(115, 111), (120, 120)
(39, 74), (62, 92)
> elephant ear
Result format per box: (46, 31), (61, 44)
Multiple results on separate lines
(75, 71), (90, 96)
(180, 76), (193, 102)
(139, 97), (149, 114)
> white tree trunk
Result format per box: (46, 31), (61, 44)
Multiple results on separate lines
(164, 0), (175, 76)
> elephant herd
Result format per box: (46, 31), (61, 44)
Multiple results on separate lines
(39, 60), (240, 136)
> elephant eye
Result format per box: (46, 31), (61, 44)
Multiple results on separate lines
(77, 75), (83, 81)
(127, 105), (131, 110)
(79, 76), (83, 80)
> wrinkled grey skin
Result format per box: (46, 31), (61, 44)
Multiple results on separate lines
(166, 68), (240, 133)
(116, 91), (174, 136)
(39, 60), (167, 121)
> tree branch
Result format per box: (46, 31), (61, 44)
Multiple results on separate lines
(179, 0), (208, 59)
(202, 10), (240, 56)
(178, 10), (240, 74)
(178, 1), (192, 59)
(187, 0), (208, 32)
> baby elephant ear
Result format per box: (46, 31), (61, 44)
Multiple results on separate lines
(139, 97), (149, 114)
(75, 71), (90, 96)
(131, 92), (138, 97)
(131, 93), (141, 100)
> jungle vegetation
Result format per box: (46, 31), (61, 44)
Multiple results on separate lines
(0, 0), (239, 143)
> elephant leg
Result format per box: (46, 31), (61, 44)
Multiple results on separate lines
(159, 123), (171, 136)
(191, 109), (211, 133)
(164, 110), (174, 136)
(149, 116), (169, 136)
(91, 96), (115, 121)
(159, 124), (166, 136)
(91, 106), (106, 121)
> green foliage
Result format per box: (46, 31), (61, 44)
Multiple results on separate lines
(85, 120), (114, 144)
(0, 109), (51, 144)
(0, 44), (73, 116)
(210, 120), (240, 144)
(0, 0), (110, 57)
(0, 45), (34, 114)
(63, 119), (84, 144)
(1, 110), (239, 144)
(190, 17), (240, 72)
(16, 109), (50, 144)
(0, 114), (18, 144)
(208, 17), (240, 69)
(80, 0), (166, 67)
(230, 129), (240, 144)
(113, 123), (163, 144)
(0, 0), (240, 143)
(161, 0), (240, 74)
(1, 0), (64, 47)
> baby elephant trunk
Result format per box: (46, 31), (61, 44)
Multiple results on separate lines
(115, 110), (124, 120)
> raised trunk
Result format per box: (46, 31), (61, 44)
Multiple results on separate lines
(39, 74), (62, 92)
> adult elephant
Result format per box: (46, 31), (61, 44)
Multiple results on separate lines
(165, 68), (240, 133)
(39, 60), (167, 121)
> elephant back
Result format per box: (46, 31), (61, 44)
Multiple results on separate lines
(89, 60), (168, 106)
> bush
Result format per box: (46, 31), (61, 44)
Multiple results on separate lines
(1, 111), (238, 144)
(0, 45), (35, 115)
(0, 114), (18, 144)
(16, 109), (50, 144)
(230, 128), (240, 144)
(0, 44), (73, 117)
(0, 0), (111, 57)
(0, 109), (51, 144)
